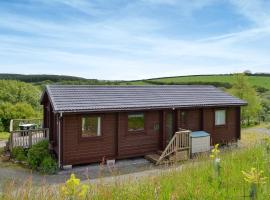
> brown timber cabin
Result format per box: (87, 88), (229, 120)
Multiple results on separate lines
(41, 85), (246, 167)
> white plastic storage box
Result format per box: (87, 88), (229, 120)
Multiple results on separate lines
(191, 131), (210, 154)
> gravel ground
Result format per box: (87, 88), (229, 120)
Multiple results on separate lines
(247, 127), (270, 135)
(0, 157), (159, 189)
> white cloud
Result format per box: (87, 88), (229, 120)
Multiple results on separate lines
(0, 0), (270, 79)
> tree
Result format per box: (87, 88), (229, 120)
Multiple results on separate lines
(229, 73), (262, 125)
(0, 102), (39, 131)
(0, 80), (41, 109)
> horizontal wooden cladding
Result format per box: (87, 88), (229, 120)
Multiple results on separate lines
(62, 113), (117, 165)
(60, 107), (240, 165)
(62, 110), (161, 165)
(117, 111), (160, 158)
(176, 107), (240, 145)
(202, 107), (239, 145)
(177, 109), (201, 131)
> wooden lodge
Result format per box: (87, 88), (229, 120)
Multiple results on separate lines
(40, 85), (246, 167)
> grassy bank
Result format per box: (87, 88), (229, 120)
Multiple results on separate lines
(127, 74), (270, 90)
(1, 129), (270, 199)
(0, 132), (9, 141)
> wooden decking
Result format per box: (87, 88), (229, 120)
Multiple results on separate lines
(145, 129), (191, 164)
(9, 128), (49, 149)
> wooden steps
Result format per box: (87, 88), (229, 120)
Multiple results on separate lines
(145, 153), (162, 164)
(157, 150), (163, 155)
(145, 152), (169, 164)
(146, 129), (191, 165)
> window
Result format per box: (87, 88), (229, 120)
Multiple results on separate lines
(215, 110), (226, 126)
(181, 111), (186, 125)
(82, 116), (101, 137)
(128, 113), (144, 132)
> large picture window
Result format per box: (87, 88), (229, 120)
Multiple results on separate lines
(82, 116), (101, 137)
(128, 113), (144, 132)
(215, 110), (226, 126)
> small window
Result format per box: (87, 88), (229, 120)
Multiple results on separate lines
(128, 113), (144, 132)
(82, 116), (101, 137)
(181, 111), (186, 124)
(215, 110), (226, 126)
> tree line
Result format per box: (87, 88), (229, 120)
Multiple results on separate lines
(0, 73), (269, 132)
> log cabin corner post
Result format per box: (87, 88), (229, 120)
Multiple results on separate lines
(57, 112), (63, 168)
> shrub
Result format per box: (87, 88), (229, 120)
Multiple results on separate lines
(11, 147), (27, 162)
(40, 156), (58, 174)
(26, 140), (58, 174)
(27, 140), (50, 169)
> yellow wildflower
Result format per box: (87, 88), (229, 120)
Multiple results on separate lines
(60, 173), (89, 199)
(210, 144), (220, 159)
(242, 167), (268, 185)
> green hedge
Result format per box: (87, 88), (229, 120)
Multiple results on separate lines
(11, 140), (58, 174)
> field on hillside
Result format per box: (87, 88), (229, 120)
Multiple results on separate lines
(127, 74), (270, 90)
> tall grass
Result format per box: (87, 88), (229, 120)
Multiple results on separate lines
(1, 144), (270, 200)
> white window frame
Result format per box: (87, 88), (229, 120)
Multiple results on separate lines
(215, 110), (226, 126)
(82, 116), (101, 137)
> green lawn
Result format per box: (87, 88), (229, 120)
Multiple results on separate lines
(0, 132), (10, 141)
(126, 75), (270, 90)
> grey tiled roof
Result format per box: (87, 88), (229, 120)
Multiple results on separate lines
(44, 85), (247, 112)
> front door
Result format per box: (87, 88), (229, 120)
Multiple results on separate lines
(166, 111), (174, 145)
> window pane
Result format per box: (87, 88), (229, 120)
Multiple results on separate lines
(128, 114), (144, 131)
(215, 110), (226, 126)
(82, 116), (101, 137)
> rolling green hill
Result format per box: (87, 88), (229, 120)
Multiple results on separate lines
(1, 73), (270, 90)
(0, 73), (121, 87)
(125, 74), (270, 90)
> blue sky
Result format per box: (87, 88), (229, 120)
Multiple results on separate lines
(0, 0), (270, 80)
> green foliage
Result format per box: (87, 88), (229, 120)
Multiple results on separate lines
(260, 91), (270, 122)
(0, 80), (42, 131)
(10, 140), (57, 174)
(0, 74), (122, 87)
(27, 140), (57, 174)
(0, 80), (41, 108)
(101, 146), (269, 199)
(5, 145), (268, 199)
(0, 132), (9, 140)
(127, 74), (270, 90)
(40, 156), (58, 174)
(229, 74), (262, 125)
(0, 102), (40, 131)
(60, 174), (89, 199)
(11, 147), (28, 162)
(27, 140), (50, 169)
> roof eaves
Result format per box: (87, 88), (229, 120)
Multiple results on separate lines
(56, 102), (247, 113)
(44, 85), (58, 112)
